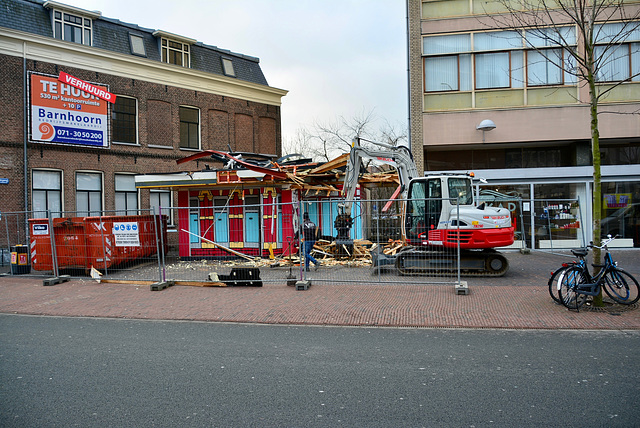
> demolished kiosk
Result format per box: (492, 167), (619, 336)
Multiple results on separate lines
(134, 150), (397, 261)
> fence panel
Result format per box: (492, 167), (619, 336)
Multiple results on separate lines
(159, 200), (462, 286)
(21, 210), (166, 281)
(0, 211), (30, 275)
(158, 204), (298, 286)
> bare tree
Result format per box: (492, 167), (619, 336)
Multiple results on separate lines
(281, 128), (315, 159)
(484, 1), (639, 304)
(284, 109), (408, 162)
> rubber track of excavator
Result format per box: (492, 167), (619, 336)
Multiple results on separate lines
(394, 248), (509, 277)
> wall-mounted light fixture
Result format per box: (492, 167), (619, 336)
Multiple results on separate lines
(476, 119), (496, 143)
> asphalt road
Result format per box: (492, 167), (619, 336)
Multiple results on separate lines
(1, 314), (639, 427)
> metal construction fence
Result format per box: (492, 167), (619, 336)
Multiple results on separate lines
(0, 197), (586, 286)
(1, 209), (166, 281)
(157, 199), (464, 287)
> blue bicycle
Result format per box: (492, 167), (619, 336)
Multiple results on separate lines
(558, 236), (640, 310)
(548, 247), (588, 304)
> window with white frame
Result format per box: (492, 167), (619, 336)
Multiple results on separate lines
(52, 9), (92, 46)
(115, 174), (138, 215)
(594, 22), (640, 82)
(112, 96), (138, 144)
(179, 106), (200, 149)
(32, 170), (62, 217)
(161, 38), (190, 67)
(150, 190), (172, 221)
(76, 172), (102, 216)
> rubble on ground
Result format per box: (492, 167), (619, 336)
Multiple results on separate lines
(166, 239), (405, 270)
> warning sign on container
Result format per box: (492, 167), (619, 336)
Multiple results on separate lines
(32, 224), (49, 235)
(113, 222), (140, 247)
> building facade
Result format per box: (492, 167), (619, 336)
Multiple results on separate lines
(0, 0), (287, 248)
(408, 0), (640, 248)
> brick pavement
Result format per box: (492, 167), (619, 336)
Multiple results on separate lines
(1, 262), (639, 329)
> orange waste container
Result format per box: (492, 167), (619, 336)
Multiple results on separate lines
(29, 215), (168, 272)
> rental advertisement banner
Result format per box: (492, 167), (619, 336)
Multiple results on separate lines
(29, 72), (111, 148)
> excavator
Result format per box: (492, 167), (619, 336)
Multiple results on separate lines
(335, 137), (515, 276)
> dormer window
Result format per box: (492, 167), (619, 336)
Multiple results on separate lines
(222, 58), (236, 77)
(162, 38), (189, 67)
(129, 34), (146, 57)
(44, 1), (100, 46)
(153, 31), (196, 68)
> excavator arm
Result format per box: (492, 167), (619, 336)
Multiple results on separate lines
(339, 137), (419, 217)
(335, 138), (419, 251)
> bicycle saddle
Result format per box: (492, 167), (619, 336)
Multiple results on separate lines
(571, 248), (588, 258)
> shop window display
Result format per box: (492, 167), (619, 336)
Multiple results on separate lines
(601, 181), (640, 247)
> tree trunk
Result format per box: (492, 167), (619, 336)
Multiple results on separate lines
(588, 74), (604, 307)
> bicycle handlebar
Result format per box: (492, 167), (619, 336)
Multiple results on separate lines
(588, 234), (619, 250)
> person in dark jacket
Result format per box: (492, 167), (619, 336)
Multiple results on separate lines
(302, 212), (320, 271)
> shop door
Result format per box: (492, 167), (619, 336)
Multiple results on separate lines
(189, 198), (200, 245)
(321, 201), (333, 237)
(189, 212), (200, 244)
(214, 212), (229, 244)
(245, 196), (260, 248)
(246, 212), (260, 244)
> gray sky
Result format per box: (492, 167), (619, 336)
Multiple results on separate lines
(65, 0), (409, 146)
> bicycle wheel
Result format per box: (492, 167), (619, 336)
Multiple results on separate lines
(558, 266), (589, 310)
(548, 265), (572, 304)
(603, 268), (640, 305)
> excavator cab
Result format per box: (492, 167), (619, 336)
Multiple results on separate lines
(406, 175), (478, 244)
(406, 177), (443, 244)
(405, 174), (514, 251)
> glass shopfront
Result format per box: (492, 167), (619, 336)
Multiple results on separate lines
(601, 181), (640, 247)
(479, 180), (640, 248)
(479, 182), (588, 249)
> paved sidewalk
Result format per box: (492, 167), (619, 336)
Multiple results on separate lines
(1, 273), (638, 329)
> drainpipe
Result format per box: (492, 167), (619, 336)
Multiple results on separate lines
(23, 42), (29, 240)
(405, 0), (411, 151)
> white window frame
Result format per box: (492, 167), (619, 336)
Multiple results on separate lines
(115, 173), (139, 216)
(76, 171), (103, 216)
(32, 169), (63, 218)
(423, 33), (472, 93)
(473, 30), (524, 90)
(161, 37), (190, 67)
(595, 43), (639, 83)
(150, 190), (173, 225)
(51, 8), (94, 46)
(524, 26), (577, 87)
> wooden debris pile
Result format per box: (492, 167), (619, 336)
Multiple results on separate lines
(268, 238), (406, 268)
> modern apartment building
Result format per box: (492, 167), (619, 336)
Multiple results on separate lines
(408, 0), (640, 248)
(0, 0), (287, 247)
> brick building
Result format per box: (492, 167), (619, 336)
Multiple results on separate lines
(0, 0), (287, 247)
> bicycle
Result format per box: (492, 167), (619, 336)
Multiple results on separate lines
(558, 235), (640, 310)
(547, 247), (588, 304)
